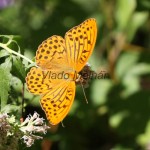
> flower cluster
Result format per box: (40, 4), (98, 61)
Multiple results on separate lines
(0, 113), (11, 149)
(0, 112), (50, 149)
(20, 112), (50, 147)
(0, 113), (17, 150)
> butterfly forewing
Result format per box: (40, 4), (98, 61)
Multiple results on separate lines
(65, 18), (97, 72)
(36, 35), (70, 71)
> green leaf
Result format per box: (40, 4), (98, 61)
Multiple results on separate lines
(137, 0), (150, 10)
(109, 111), (129, 128)
(1, 104), (20, 114)
(137, 121), (150, 147)
(91, 79), (113, 105)
(12, 57), (26, 82)
(122, 63), (150, 96)
(115, 51), (140, 80)
(0, 49), (9, 58)
(126, 12), (149, 41)
(0, 56), (12, 71)
(115, 0), (136, 30)
(11, 76), (23, 93)
(0, 67), (11, 109)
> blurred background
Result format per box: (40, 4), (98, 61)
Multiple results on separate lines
(0, 0), (150, 149)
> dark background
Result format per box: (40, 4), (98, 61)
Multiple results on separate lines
(0, 0), (150, 149)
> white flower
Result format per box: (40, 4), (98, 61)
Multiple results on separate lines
(0, 112), (50, 148)
(0, 113), (11, 132)
(20, 112), (50, 147)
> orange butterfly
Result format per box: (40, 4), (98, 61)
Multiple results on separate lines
(26, 18), (97, 125)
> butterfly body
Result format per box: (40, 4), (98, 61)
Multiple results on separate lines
(26, 18), (97, 125)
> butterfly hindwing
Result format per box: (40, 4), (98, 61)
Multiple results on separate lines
(40, 81), (75, 125)
(26, 67), (51, 95)
(26, 67), (65, 95)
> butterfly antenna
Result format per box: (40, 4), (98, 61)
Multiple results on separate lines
(61, 121), (65, 128)
(80, 80), (88, 104)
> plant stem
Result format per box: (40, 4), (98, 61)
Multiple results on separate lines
(0, 43), (34, 64)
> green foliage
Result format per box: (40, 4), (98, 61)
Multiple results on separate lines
(12, 57), (26, 82)
(0, 67), (11, 108)
(0, 0), (150, 149)
(0, 35), (31, 116)
(115, 0), (136, 30)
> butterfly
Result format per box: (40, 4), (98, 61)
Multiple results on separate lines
(26, 18), (97, 125)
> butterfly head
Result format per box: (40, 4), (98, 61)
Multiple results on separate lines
(76, 63), (94, 88)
